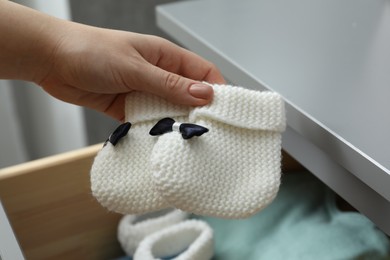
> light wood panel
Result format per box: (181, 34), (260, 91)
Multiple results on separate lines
(0, 144), (124, 260)
(0, 144), (304, 259)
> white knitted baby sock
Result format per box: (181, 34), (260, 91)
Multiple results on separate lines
(133, 219), (214, 260)
(118, 209), (188, 256)
(90, 92), (189, 214)
(150, 84), (286, 218)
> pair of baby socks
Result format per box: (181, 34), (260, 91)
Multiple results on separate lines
(117, 209), (213, 260)
(90, 84), (286, 218)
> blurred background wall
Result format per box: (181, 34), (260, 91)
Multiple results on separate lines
(0, 0), (180, 168)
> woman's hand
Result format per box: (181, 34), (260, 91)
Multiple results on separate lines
(39, 25), (225, 120)
(0, 1), (225, 121)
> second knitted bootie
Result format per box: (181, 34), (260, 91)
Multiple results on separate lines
(150, 84), (286, 218)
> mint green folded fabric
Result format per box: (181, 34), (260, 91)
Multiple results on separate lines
(197, 172), (389, 260)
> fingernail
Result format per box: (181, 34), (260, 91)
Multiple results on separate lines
(189, 84), (213, 99)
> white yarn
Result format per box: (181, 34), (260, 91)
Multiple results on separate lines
(133, 220), (214, 260)
(91, 85), (286, 218)
(90, 91), (189, 214)
(190, 84), (286, 131)
(151, 84), (286, 218)
(118, 209), (188, 256)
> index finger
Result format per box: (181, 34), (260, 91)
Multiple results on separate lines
(134, 35), (226, 84)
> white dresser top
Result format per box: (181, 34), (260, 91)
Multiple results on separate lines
(157, 0), (390, 234)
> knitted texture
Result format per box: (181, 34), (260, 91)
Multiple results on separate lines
(118, 209), (188, 256)
(90, 91), (189, 214)
(134, 220), (214, 260)
(151, 84), (286, 218)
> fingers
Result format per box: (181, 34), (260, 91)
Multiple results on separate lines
(153, 41), (226, 84)
(41, 81), (127, 121)
(134, 63), (214, 106)
(131, 35), (225, 106)
(132, 34), (226, 83)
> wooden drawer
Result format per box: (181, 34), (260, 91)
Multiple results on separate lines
(0, 145), (304, 259)
(0, 145), (123, 259)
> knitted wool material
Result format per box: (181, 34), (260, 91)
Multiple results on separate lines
(133, 219), (214, 260)
(90, 92), (189, 214)
(118, 209), (188, 256)
(151, 84), (286, 218)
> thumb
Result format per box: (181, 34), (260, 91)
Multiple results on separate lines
(135, 64), (214, 106)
